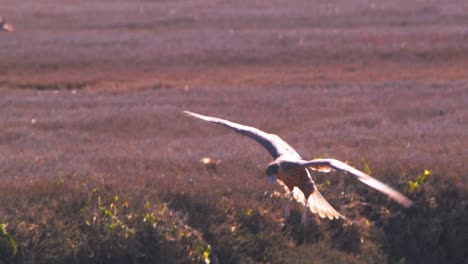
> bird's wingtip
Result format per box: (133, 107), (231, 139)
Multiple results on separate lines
(404, 199), (415, 208)
(183, 110), (212, 121)
(183, 110), (197, 117)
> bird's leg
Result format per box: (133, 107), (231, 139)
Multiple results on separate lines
(284, 192), (292, 219)
(301, 201), (308, 225)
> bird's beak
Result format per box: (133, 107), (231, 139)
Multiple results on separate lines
(268, 174), (277, 184)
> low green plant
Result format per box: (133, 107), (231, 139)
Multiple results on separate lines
(203, 244), (212, 264)
(0, 223), (17, 256)
(361, 158), (372, 175)
(407, 169), (431, 193)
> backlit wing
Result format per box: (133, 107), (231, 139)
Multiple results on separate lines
(184, 111), (300, 159)
(298, 159), (414, 208)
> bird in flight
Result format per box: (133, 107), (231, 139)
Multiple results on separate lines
(185, 111), (413, 223)
(0, 16), (14, 32)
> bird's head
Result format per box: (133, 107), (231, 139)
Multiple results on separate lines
(265, 162), (279, 183)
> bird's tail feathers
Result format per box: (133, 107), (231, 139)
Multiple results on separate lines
(291, 187), (307, 205)
(307, 188), (343, 220)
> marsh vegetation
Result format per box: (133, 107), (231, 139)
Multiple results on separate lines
(1, 0), (467, 263)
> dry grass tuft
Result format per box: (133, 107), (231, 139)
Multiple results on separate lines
(0, 159), (466, 263)
(0, 175), (210, 264)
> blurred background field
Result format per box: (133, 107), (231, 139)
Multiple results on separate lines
(0, 0), (467, 263)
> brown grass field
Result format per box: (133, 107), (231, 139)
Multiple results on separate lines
(1, 0), (468, 263)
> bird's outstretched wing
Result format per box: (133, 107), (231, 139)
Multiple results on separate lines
(297, 159), (414, 208)
(184, 111), (300, 159)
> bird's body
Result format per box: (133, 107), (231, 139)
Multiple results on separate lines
(276, 160), (315, 194)
(185, 111), (413, 221)
(0, 16), (14, 32)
